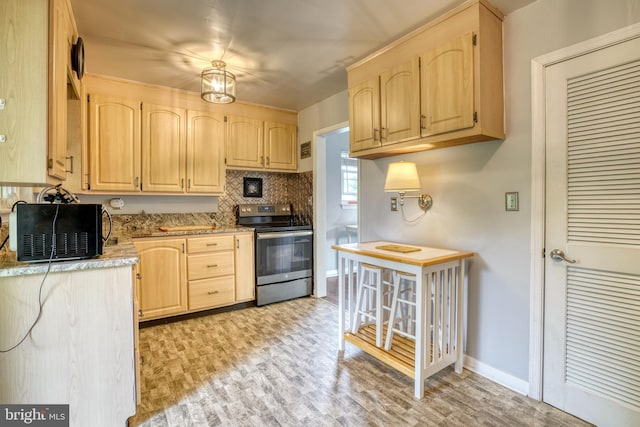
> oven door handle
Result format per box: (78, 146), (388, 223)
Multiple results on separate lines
(256, 230), (313, 239)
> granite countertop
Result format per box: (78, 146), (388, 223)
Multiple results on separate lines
(0, 224), (254, 278)
(129, 225), (253, 239)
(0, 242), (139, 278)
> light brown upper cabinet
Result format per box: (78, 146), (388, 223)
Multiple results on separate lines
(226, 116), (264, 169)
(348, 78), (380, 152)
(347, 0), (504, 159)
(348, 59), (420, 151)
(88, 94), (141, 192)
(227, 116), (297, 172)
(0, 0), (80, 185)
(380, 59), (421, 145)
(264, 121), (297, 171)
(88, 97), (226, 194)
(420, 32), (474, 137)
(186, 110), (226, 193)
(141, 103), (186, 193)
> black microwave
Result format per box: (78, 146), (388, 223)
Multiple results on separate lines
(14, 203), (105, 262)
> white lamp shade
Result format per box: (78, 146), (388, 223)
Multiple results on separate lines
(384, 161), (421, 192)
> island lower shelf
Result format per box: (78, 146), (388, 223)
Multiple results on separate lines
(345, 324), (416, 378)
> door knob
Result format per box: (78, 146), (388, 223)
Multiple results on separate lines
(549, 249), (576, 264)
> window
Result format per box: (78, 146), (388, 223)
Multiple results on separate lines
(340, 151), (357, 208)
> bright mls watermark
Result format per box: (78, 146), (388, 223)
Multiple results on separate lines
(0, 405), (68, 426)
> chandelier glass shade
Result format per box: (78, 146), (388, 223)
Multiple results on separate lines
(201, 60), (236, 104)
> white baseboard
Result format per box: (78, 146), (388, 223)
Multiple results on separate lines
(326, 269), (338, 277)
(463, 355), (529, 396)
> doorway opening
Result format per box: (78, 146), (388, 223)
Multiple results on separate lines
(312, 121), (355, 300)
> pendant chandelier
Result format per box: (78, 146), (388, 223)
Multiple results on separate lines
(201, 60), (236, 104)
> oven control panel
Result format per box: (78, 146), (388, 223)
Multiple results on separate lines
(237, 203), (291, 217)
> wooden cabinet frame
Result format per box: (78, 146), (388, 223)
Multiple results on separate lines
(347, 0), (504, 159)
(134, 232), (255, 322)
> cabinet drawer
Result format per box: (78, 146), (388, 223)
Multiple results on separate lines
(188, 277), (234, 310)
(187, 235), (234, 254)
(187, 251), (234, 280)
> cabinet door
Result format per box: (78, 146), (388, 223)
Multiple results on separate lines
(135, 238), (187, 320)
(234, 233), (255, 302)
(264, 121), (297, 171)
(141, 103), (186, 192)
(88, 94), (141, 191)
(226, 115), (264, 168)
(186, 110), (226, 193)
(48, 0), (69, 180)
(0, 0), (49, 184)
(420, 32), (475, 137)
(380, 58), (421, 145)
(349, 77), (381, 152)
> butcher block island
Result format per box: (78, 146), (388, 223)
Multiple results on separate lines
(332, 241), (474, 398)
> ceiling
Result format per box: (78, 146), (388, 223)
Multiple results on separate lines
(70, 0), (535, 111)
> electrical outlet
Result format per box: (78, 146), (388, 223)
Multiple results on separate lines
(390, 197), (398, 211)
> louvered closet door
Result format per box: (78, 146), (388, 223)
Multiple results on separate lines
(544, 36), (640, 427)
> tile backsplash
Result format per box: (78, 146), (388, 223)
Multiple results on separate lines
(110, 170), (313, 239)
(0, 170), (313, 252)
(218, 170), (313, 226)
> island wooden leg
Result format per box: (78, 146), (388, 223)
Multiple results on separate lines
(454, 259), (466, 373)
(338, 254), (345, 351)
(414, 269), (426, 398)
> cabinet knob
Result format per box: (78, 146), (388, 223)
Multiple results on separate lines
(138, 310), (144, 318)
(136, 273), (141, 280)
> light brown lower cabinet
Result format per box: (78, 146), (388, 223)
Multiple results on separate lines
(134, 231), (255, 322)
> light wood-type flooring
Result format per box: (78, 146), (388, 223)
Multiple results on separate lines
(129, 297), (591, 426)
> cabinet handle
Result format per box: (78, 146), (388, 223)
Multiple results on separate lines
(182, 243), (185, 253)
(260, 155), (264, 165)
(266, 156), (270, 165)
(373, 128), (379, 141)
(135, 177), (140, 188)
(188, 178), (191, 189)
(420, 114), (426, 130)
(138, 310), (144, 318)
(65, 156), (74, 173)
(380, 127), (387, 141)
(206, 243), (218, 247)
(206, 264), (219, 268)
(207, 290), (220, 295)
(236, 240), (240, 249)
(136, 273), (141, 280)
(181, 178), (184, 189)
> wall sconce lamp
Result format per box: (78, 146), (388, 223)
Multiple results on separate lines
(384, 161), (433, 211)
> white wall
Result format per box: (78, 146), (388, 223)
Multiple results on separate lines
(298, 90), (349, 172)
(300, 0), (640, 385)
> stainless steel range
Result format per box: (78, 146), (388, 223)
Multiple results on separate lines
(236, 203), (313, 306)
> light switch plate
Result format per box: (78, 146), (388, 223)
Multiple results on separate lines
(505, 192), (519, 211)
